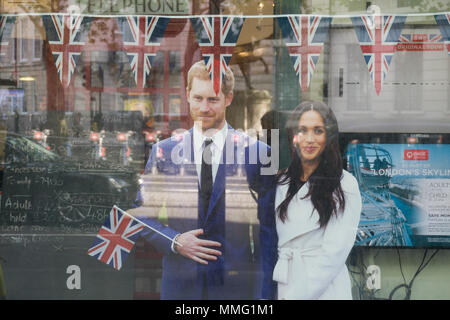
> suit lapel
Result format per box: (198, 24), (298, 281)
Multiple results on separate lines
(276, 182), (321, 247)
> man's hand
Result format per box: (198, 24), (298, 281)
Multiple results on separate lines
(175, 229), (222, 265)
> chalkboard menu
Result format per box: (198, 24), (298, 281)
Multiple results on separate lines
(0, 147), (140, 250)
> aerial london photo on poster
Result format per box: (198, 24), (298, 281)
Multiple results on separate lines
(346, 143), (450, 247)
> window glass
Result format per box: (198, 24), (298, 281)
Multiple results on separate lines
(0, 0), (449, 302)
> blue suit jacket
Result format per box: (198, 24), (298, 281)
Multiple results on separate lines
(134, 126), (278, 300)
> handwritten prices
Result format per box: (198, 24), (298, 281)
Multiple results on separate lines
(0, 163), (137, 245)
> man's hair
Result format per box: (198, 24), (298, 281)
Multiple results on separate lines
(186, 60), (235, 96)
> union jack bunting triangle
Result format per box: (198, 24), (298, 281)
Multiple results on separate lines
(351, 15), (406, 95)
(42, 14), (93, 88)
(87, 206), (145, 270)
(190, 16), (245, 96)
(0, 16), (16, 56)
(434, 13), (450, 55)
(117, 16), (170, 90)
(276, 15), (332, 92)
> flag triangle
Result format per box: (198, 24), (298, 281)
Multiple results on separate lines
(116, 16), (170, 90)
(351, 15), (406, 95)
(42, 14), (93, 88)
(189, 16), (245, 95)
(276, 15), (332, 92)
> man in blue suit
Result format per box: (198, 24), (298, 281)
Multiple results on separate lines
(133, 60), (277, 300)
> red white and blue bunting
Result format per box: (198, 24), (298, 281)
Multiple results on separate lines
(116, 16), (170, 89)
(350, 15), (406, 96)
(190, 16), (245, 96)
(0, 13), (448, 95)
(42, 14), (93, 88)
(276, 15), (332, 92)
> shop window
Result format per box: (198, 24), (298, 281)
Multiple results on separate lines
(346, 43), (371, 111)
(18, 20), (28, 63)
(33, 39), (42, 61)
(146, 51), (165, 88)
(168, 50), (181, 88)
(0, 0), (449, 302)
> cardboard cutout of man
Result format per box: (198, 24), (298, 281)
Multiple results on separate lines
(132, 61), (277, 300)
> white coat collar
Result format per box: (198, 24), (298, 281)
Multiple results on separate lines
(275, 170), (358, 247)
(275, 181), (320, 247)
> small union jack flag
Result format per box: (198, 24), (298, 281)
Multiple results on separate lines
(190, 16), (245, 95)
(117, 16), (169, 90)
(0, 16), (16, 56)
(434, 13), (450, 55)
(42, 14), (92, 88)
(88, 206), (145, 270)
(277, 15), (332, 92)
(351, 15), (406, 95)
(397, 33), (444, 52)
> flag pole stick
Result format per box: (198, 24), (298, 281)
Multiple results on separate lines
(114, 205), (183, 248)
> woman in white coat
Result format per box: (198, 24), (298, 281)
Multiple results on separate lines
(273, 101), (362, 300)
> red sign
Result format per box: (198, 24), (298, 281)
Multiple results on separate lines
(404, 149), (429, 161)
(396, 43), (444, 51)
(413, 34), (428, 42)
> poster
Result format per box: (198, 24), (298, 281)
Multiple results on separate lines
(345, 143), (450, 247)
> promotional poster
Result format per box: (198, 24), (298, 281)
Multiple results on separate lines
(346, 143), (450, 247)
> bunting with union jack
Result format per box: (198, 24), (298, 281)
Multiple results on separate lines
(276, 15), (332, 92)
(42, 14), (92, 88)
(190, 16), (245, 96)
(434, 13), (450, 55)
(116, 16), (170, 90)
(0, 16), (16, 56)
(88, 206), (145, 270)
(351, 15), (406, 95)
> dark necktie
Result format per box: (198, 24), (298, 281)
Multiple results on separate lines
(199, 138), (224, 289)
(200, 139), (213, 197)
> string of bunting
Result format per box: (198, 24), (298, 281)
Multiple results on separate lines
(0, 13), (448, 95)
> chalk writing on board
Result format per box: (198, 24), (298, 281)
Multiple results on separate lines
(3, 196), (32, 211)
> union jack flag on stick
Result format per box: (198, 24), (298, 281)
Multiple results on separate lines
(190, 16), (245, 96)
(351, 15), (406, 95)
(88, 205), (181, 270)
(277, 15), (332, 92)
(434, 13), (450, 55)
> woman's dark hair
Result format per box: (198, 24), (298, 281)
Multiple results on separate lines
(276, 101), (345, 228)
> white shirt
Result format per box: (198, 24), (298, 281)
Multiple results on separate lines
(171, 122), (228, 254)
(193, 122), (228, 184)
